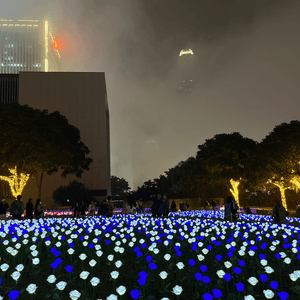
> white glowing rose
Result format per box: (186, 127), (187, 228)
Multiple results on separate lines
(32, 258), (40, 265)
(216, 270), (225, 278)
(23, 239), (29, 245)
(119, 247), (125, 254)
(47, 275), (56, 284)
(248, 251), (255, 256)
(111, 271), (119, 279)
(115, 260), (122, 268)
(79, 253), (87, 261)
(107, 294), (118, 300)
(260, 259), (268, 266)
(69, 290), (81, 300)
(238, 250), (245, 256)
(284, 258), (291, 264)
(159, 271), (168, 279)
(90, 277), (100, 287)
(172, 285), (183, 295)
(202, 248), (208, 255)
(11, 271), (21, 281)
(263, 290), (274, 299)
(279, 252), (287, 258)
(153, 248), (159, 254)
(176, 262), (184, 270)
(26, 283), (37, 294)
(15, 264), (24, 272)
(289, 273), (298, 282)
(164, 254), (171, 261)
(248, 277), (258, 286)
(197, 254), (205, 261)
(56, 281), (67, 291)
(96, 250), (103, 257)
(116, 285), (127, 296)
(30, 245), (37, 251)
(224, 261), (232, 268)
(68, 249), (75, 255)
(265, 266), (274, 274)
(89, 259), (97, 267)
(79, 271), (90, 280)
(45, 241), (51, 246)
(31, 250), (38, 257)
(108, 254), (114, 261)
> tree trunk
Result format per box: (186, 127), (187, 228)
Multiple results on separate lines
(36, 172), (44, 199)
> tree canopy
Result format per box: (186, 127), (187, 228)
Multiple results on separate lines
(111, 175), (131, 197)
(196, 132), (257, 206)
(0, 103), (93, 198)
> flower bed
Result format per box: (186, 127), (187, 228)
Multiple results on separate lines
(0, 212), (299, 299)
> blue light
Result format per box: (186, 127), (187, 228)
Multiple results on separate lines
(215, 255), (222, 261)
(195, 272), (202, 281)
(277, 292), (289, 300)
(65, 265), (73, 273)
(236, 282), (244, 291)
(130, 289), (140, 299)
(260, 274), (268, 282)
(200, 265), (207, 272)
(270, 281), (278, 289)
(212, 289), (222, 298)
(8, 290), (20, 300)
(234, 267), (242, 274)
(189, 259), (196, 266)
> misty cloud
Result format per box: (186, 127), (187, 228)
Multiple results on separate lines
(2, 0), (300, 190)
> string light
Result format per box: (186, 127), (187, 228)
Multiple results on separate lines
(268, 179), (288, 210)
(290, 175), (300, 193)
(0, 166), (30, 198)
(229, 179), (240, 207)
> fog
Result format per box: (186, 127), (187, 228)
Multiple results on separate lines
(2, 0), (300, 189)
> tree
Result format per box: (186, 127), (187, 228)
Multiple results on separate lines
(0, 103), (93, 199)
(196, 132), (257, 206)
(53, 180), (88, 206)
(111, 175), (131, 197)
(255, 121), (300, 209)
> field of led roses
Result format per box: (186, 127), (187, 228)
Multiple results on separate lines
(0, 212), (300, 300)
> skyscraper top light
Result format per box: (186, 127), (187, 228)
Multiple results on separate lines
(179, 48), (194, 56)
(0, 19), (61, 73)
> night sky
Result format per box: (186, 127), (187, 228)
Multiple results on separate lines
(2, 0), (300, 190)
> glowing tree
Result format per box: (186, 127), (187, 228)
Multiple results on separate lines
(257, 121), (300, 210)
(0, 103), (92, 199)
(196, 132), (257, 207)
(0, 167), (30, 198)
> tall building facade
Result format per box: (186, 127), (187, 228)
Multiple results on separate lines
(0, 72), (111, 204)
(178, 48), (195, 92)
(0, 19), (61, 74)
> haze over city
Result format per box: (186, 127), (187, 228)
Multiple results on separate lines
(2, 0), (300, 190)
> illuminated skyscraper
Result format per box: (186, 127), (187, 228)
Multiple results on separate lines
(178, 48), (195, 92)
(0, 19), (61, 74)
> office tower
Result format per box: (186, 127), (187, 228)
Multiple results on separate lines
(178, 48), (195, 92)
(0, 19), (61, 74)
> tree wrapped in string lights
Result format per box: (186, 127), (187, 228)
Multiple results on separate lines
(0, 103), (92, 199)
(0, 166), (30, 198)
(196, 133), (257, 207)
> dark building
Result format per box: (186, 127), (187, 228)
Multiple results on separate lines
(0, 72), (111, 205)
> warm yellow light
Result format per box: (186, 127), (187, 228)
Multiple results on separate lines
(45, 20), (49, 72)
(0, 167), (30, 199)
(179, 49), (194, 56)
(269, 179), (288, 210)
(229, 179), (240, 207)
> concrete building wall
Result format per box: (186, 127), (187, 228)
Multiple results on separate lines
(18, 72), (110, 205)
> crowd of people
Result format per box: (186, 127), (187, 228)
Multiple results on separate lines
(0, 195), (45, 220)
(0, 192), (296, 225)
